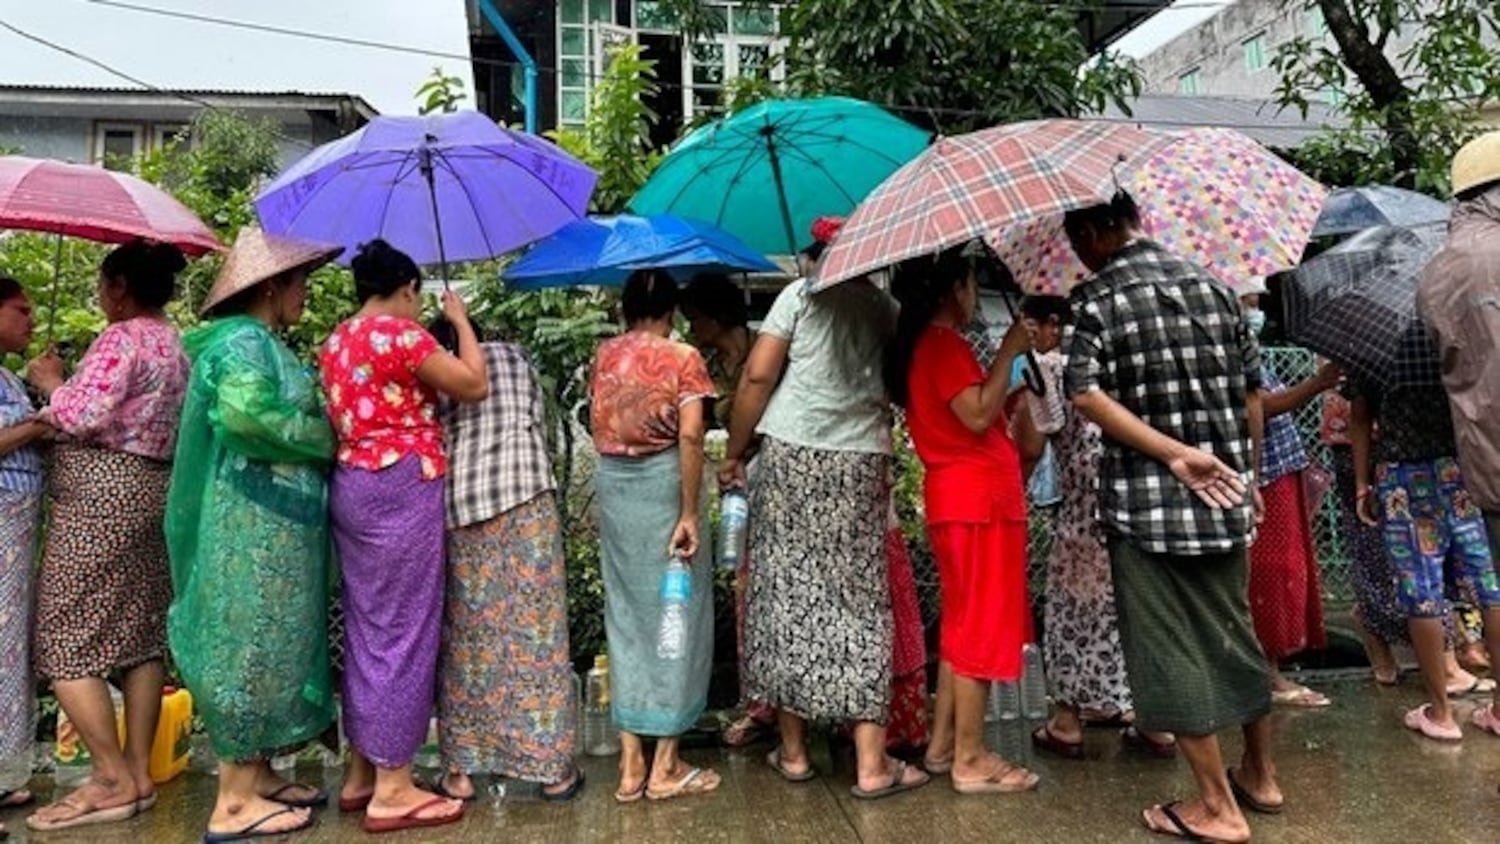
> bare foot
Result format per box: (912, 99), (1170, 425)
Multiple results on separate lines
(29, 778), (137, 826)
(438, 771), (475, 800)
(617, 759), (648, 800)
(541, 768), (580, 798)
(646, 762), (722, 800)
(365, 783), (461, 822)
(952, 750), (1013, 782)
(854, 756), (927, 794)
(208, 795), (312, 836)
(1, 788), (31, 807)
(1230, 764), (1284, 810)
(1142, 800), (1250, 843)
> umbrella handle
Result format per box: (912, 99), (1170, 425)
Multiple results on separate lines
(47, 233), (62, 343)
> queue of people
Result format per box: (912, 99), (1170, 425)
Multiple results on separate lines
(1, 133), (1499, 843)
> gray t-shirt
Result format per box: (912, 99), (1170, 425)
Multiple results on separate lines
(757, 278), (897, 454)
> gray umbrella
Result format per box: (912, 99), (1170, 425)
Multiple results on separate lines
(1284, 224), (1447, 387)
(1311, 186), (1451, 238)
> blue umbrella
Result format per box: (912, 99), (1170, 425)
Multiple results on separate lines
(1312, 185), (1450, 238)
(502, 214), (779, 290)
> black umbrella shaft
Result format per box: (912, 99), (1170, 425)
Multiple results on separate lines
(763, 132), (799, 258)
(47, 232), (61, 342)
(419, 142), (451, 288)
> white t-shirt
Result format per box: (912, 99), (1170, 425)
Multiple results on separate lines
(756, 278), (897, 455)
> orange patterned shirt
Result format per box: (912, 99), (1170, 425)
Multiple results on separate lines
(590, 331), (715, 458)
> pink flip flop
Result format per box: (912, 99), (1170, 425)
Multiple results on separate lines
(1470, 704), (1500, 737)
(1403, 704), (1463, 742)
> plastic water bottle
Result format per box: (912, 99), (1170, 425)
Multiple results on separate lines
(718, 490), (749, 571)
(993, 680), (1021, 721)
(583, 654), (620, 756)
(656, 556), (692, 661)
(1021, 644), (1048, 720)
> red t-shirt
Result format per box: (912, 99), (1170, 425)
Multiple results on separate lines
(319, 315), (445, 478)
(905, 325), (1025, 524)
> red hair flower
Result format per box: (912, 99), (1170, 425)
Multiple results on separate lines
(810, 215), (845, 244)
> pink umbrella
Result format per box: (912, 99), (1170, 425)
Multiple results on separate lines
(996, 128), (1328, 295)
(0, 156), (222, 255)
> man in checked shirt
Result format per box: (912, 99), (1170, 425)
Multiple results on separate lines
(1063, 192), (1276, 844)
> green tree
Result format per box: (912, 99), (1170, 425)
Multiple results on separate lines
(1273, 0), (1500, 193)
(415, 67), (468, 115)
(548, 44), (664, 213)
(761, 0), (1141, 134)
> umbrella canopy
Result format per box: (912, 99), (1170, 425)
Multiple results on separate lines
(995, 128), (1327, 295)
(503, 214), (779, 290)
(1284, 224), (1446, 388)
(627, 97), (931, 257)
(254, 111), (597, 271)
(0, 155), (221, 255)
(814, 119), (1174, 289)
(1312, 185), (1451, 238)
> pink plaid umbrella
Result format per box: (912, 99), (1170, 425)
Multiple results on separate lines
(813, 120), (1174, 289)
(997, 128), (1329, 295)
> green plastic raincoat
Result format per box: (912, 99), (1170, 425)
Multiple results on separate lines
(165, 315), (337, 762)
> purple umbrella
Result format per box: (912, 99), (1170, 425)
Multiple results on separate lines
(254, 111), (597, 281)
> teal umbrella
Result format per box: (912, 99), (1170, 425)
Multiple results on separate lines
(627, 97), (931, 257)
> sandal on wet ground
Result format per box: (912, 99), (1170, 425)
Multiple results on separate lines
(262, 783), (328, 809)
(1031, 724), (1084, 760)
(361, 797), (464, 835)
(921, 754), (953, 775)
(1226, 767), (1283, 815)
(952, 760), (1039, 795)
(1122, 726), (1178, 759)
(1448, 677), (1497, 697)
(646, 767), (722, 801)
(337, 792), (373, 813)
(722, 714), (772, 748)
(428, 774), (477, 803)
(25, 798), (138, 832)
(1470, 704), (1500, 737)
(613, 779), (647, 804)
(1403, 704), (1463, 742)
(851, 760), (929, 800)
(1140, 801), (1246, 843)
(766, 747), (816, 782)
(1270, 686), (1332, 708)
(202, 806), (315, 843)
(541, 767), (586, 803)
(0, 790), (32, 809)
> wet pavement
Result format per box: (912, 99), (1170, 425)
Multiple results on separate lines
(2, 673), (1495, 843)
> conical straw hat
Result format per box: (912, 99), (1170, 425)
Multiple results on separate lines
(201, 227), (343, 314)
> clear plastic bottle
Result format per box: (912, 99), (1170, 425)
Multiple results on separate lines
(656, 556), (692, 661)
(718, 489), (749, 571)
(1021, 643), (1048, 720)
(993, 680), (1021, 721)
(583, 654), (620, 757)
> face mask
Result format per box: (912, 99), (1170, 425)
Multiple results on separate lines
(1245, 307), (1267, 336)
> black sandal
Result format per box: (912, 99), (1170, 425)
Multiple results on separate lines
(540, 767), (586, 803)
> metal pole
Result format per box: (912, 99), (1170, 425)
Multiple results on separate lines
(418, 137), (451, 289)
(47, 232), (61, 342)
(761, 125), (799, 258)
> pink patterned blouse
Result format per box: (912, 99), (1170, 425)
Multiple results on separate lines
(47, 317), (190, 461)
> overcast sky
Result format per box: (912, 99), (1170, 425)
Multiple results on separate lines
(0, 0), (476, 114)
(0, 0), (1220, 115)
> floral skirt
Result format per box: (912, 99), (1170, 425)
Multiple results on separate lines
(743, 438), (892, 724)
(0, 491), (40, 779)
(439, 493), (575, 783)
(34, 445), (172, 680)
(1043, 516), (1132, 717)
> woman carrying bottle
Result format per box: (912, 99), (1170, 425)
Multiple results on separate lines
(589, 270), (719, 803)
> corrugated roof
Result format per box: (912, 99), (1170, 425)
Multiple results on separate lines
(0, 84), (379, 117)
(1097, 94), (1351, 148)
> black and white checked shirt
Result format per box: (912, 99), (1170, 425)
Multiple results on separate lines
(1064, 240), (1262, 555)
(441, 342), (556, 529)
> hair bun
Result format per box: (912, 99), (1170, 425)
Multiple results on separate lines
(147, 241), (187, 276)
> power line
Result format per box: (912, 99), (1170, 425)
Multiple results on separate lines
(0, 17), (314, 149)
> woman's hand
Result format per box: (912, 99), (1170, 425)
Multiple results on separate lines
(1312, 361), (1343, 392)
(26, 350), (64, 396)
(1356, 486), (1379, 527)
(998, 317), (1030, 360)
(669, 516), (699, 559)
(440, 289), (470, 325)
(718, 456), (747, 491)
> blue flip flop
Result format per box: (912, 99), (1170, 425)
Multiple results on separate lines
(202, 807), (314, 843)
(262, 783), (328, 809)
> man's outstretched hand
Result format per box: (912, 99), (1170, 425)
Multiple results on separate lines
(1167, 447), (1247, 510)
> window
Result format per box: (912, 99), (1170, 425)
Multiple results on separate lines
(94, 123), (143, 168)
(1243, 32), (1267, 73)
(1178, 68), (1201, 95)
(153, 124), (190, 151)
(682, 3), (785, 121)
